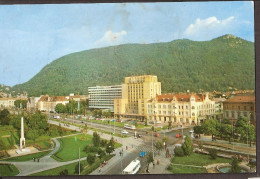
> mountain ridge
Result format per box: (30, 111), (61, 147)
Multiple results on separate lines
(12, 34), (255, 96)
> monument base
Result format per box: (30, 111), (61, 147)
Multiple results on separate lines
(15, 148), (31, 154)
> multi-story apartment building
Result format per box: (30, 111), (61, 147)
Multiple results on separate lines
(114, 75), (161, 120)
(37, 95), (70, 112)
(223, 95), (255, 124)
(0, 97), (28, 109)
(146, 93), (215, 125)
(88, 85), (122, 112)
(214, 97), (226, 119)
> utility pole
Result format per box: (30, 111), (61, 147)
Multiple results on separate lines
(79, 147), (80, 175)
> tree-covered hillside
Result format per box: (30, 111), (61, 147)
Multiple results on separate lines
(12, 34), (255, 96)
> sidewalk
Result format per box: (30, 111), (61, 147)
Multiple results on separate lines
(141, 146), (174, 174)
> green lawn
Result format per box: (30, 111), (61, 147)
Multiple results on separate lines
(0, 164), (20, 176)
(2, 150), (51, 162)
(167, 165), (207, 174)
(171, 153), (231, 166)
(30, 161), (87, 176)
(0, 125), (19, 150)
(31, 154), (114, 176)
(51, 134), (92, 162)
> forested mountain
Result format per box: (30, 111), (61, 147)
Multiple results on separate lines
(12, 34), (255, 96)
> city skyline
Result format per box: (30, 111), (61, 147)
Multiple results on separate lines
(0, 1), (254, 86)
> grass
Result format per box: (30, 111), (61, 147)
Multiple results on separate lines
(171, 153), (231, 166)
(30, 161), (87, 176)
(0, 164), (20, 176)
(51, 134), (92, 162)
(31, 154), (114, 176)
(2, 150), (51, 162)
(167, 165), (207, 174)
(0, 125), (19, 150)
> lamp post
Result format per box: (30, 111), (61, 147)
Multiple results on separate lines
(79, 147), (80, 175)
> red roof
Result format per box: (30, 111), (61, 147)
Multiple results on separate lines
(155, 93), (208, 103)
(224, 95), (255, 103)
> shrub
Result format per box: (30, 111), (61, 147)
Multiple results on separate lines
(209, 149), (217, 159)
(167, 165), (173, 170)
(182, 135), (193, 156)
(174, 147), (184, 157)
(100, 139), (108, 147)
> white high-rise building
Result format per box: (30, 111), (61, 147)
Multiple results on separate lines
(88, 85), (122, 112)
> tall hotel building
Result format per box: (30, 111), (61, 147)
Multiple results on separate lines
(114, 75), (161, 120)
(88, 85), (122, 112)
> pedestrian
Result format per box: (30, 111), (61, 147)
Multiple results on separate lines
(99, 167), (101, 173)
(132, 144), (133, 148)
(126, 146), (128, 150)
(153, 162), (155, 168)
(119, 151), (122, 156)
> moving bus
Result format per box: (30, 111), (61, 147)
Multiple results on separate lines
(124, 124), (136, 130)
(123, 159), (141, 174)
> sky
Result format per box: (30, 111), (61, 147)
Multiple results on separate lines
(0, 1), (254, 86)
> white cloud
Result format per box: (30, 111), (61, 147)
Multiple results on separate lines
(183, 16), (235, 41)
(95, 30), (127, 47)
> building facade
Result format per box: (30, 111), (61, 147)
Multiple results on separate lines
(146, 93), (215, 125)
(0, 97), (27, 109)
(214, 97), (226, 119)
(37, 95), (70, 112)
(223, 95), (255, 124)
(88, 85), (122, 112)
(114, 75), (161, 120)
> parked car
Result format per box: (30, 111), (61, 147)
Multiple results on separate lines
(155, 133), (160, 137)
(122, 130), (129, 134)
(176, 133), (182, 138)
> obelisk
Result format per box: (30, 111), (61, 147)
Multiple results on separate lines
(20, 117), (26, 150)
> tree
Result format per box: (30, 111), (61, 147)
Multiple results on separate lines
(230, 157), (241, 173)
(59, 169), (68, 176)
(168, 120), (172, 129)
(146, 152), (154, 172)
(14, 100), (27, 109)
(144, 119), (148, 126)
(26, 129), (39, 143)
(74, 163), (83, 174)
(193, 126), (203, 138)
(87, 154), (96, 165)
(105, 138), (115, 155)
(106, 144), (114, 155)
(221, 124), (232, 143)
(182, 135), (193, 156)
(97, 109), (102, 118)
(0, 109), (10, 125)
(97, 148), (106, 161)
(201, 119), (219, 141)
(155, 141), (164, 154)
(208, 149), (217, 159)
(174, 147), (184, 157)
(55, 103), (66, 113)
(92, 132), (101, 147)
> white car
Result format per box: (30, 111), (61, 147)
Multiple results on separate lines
(121, 130), (129, 134)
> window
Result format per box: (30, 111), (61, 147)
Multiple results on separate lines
(244, 106), (246, 110)
(192, 113), (195, 116)
(186, 119), (189, 123)
(174, 118), (177, 122)
(186, 106), (188, 109)
(238, 106), (240, 110)
(186, 112), (188, 116)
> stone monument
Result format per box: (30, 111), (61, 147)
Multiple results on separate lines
(16, 117), (31, 154)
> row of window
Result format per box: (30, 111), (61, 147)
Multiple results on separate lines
(224, 105), (254, 111)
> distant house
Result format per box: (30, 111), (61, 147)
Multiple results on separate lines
(37, 95), (69, 112)
(223, 95), (255, 124)
(0, 97), (27, 109)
